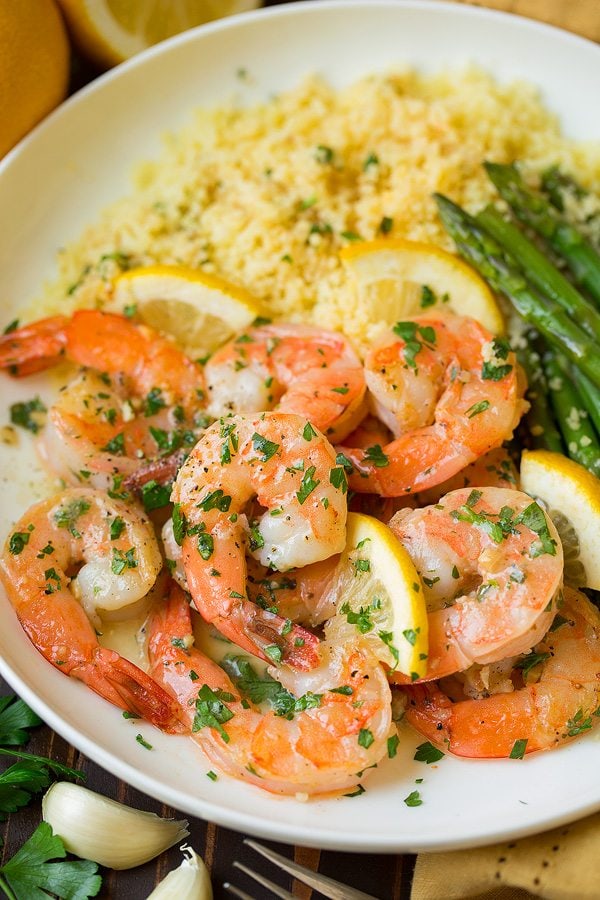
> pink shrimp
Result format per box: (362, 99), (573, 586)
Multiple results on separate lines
(403, 588), (600, 757)
(0, 488), (183, 731)
(170, 412), (348, 669)
(0, 311), (206, 491)
(336, 314), (526, 496)
(147, 582), (392, 796)
(205, 323), (367, 442)
(388, 487), (564, 682)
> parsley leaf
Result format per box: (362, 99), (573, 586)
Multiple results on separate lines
(414, 741), (445, 764)
(252, 433), (279, 462)
(515, 502), (557, 557)
(296, 466), (320, 504)
(0, 821), (101, 899)
(0, 697), (41, 747)
(364, 445), (389, 467)
(53, 499), (91, 539)
(9, 397), (47, 434)
(482, 337), (513, 381)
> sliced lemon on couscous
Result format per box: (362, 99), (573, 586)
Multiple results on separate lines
(340, 238), (504, 334)
(57, 0), (259, 69)
(112, 265), (261, 358)
(325, 512), (428, 678)
(520, 449), (600, 590)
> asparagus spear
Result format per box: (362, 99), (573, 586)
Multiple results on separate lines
(541, 165), (587, 212)
(476, 204), (600, 342)
(573, 368), (600, 437)
(434, 194), (600, 389)
(517, 337), (564, 454)
(543, 353), (600, 476)
(484, 162), (600, 304)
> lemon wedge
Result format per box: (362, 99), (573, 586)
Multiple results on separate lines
(341, 238), (503, 334)
(57, 0), (259, 69)
(112, 265), (260, 358)
(520, 449), (600, 590)
(325, 512), (428, 678)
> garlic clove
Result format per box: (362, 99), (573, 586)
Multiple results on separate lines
(146, 845), (213, 899)
(42, 781), (189, 870)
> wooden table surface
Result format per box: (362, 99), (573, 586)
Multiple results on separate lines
(1, 1), (599, 899)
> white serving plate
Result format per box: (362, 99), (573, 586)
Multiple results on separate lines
(1, 0), (599, 853)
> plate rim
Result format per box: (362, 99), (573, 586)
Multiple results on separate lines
(1, 0), (600, 853)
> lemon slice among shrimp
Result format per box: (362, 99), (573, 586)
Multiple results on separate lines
(112, 265), (261, 358)
(521, 449), (600, 590)
(325, 512), (428, 678)
(340, 239), (504, 334)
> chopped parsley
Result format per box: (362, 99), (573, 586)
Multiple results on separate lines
(193, 685), (235, 743)
(198, 489), (232, 512)
(54, 498), (91, 538)
(144, 387), (166, 417)
(509, 738), (528, 759)
(303, 422), (317, 441)
(141, 480), (172, 511)
(101, 432), (125, 455)
(109, 517), (125, 540)
(364, 444), (389, 467)
(358, 729), (374, 749)
(420, 285), (437, 308)
(414, 741), (445, 764)
(387, 734), (400, 758)
(329, 466), (348, 493)
(111, 547), (137, 575)
(135, 734), (153, 750)
(482, 337), (513, 381)
(466, 399), (491, 418)
(252, 433), (279, 462)
(404, 790), (423, 807)
(9, 397), (47, 434)
(515, 651), (550, 678)
(296, 465), (320, 504)
(392, 321), (437, 372)
(315, 144), (334, 164)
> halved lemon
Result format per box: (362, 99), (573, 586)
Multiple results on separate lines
(340, 238), (503, 334)
(112, 265), (261, 358)
(57, 0), (260, 69)
(325, 512), (428, 678)
(520, 449), (600, 590)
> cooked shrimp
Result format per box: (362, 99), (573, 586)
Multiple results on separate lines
(389, 487), (563, 681)
(205, 323), (367, 442)
(0, 488), (182, 731)
(148, 581), (392, 796)
(0, 311), (206, 491)
(336, 315), (525, 496)
(404, 588), (600, 757)
(171, 412), (348, 669)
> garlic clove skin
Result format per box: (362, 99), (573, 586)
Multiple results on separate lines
(146, 845), (213, 899)
(42, 781), (189, 870)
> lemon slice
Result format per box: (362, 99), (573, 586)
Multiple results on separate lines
(112, 265), (260, 358)
(520, 449), (600, 590)
(57, 0), (260, 68)
(325, 512), (428, 678)
(341, 238), (503, 334)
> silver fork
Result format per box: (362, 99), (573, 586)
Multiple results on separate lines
(223, 838), (381, 900)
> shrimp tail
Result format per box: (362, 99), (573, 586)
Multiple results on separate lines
(203, 597), (321, 670)
(0, 316), (69, 375)
(238, 602), (321, 670)
(72, 647), (185, 733)
(123, 449), (187, 493)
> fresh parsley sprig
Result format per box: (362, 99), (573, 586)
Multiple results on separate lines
(0, 822), (101, 900)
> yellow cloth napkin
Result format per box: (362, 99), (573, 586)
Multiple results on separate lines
(411, 812), (600, 900)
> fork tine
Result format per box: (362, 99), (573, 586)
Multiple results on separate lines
(233, 860), (296, 899)
(223, 884), (256, 900)
(244, 839), (381, 900)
